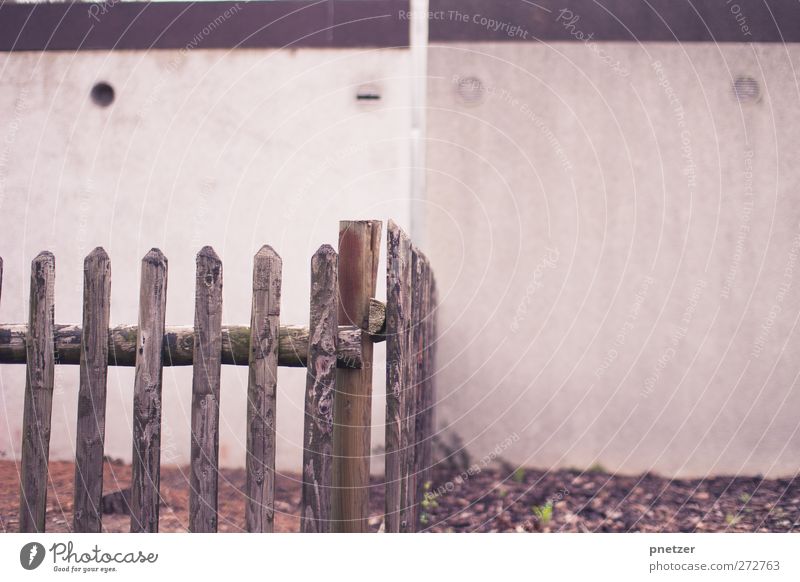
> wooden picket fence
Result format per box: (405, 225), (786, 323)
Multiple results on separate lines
(3, 220), (436, 534)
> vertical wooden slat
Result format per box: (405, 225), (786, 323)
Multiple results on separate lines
(400, 248), (423, 532)
(413, 255), (431, 528)
(19, 251), (55, 533)
(417, 263), (436, 512)
(424, 277), (438, 493)
(130, 248), (168, 533)
(384, 221), (411, 532)
(189, 246), (223, 532)
(301, 245), (338, 533)
(245, 245), (282, 532)
(332, 220), (381, 532)
(73, 247), (111, 533)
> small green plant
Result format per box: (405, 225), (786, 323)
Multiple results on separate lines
(770, 507), (787, 519)
(739, 493), (752, 504)
(725, 513), (741, 526)
(588, 462), (607, 473)
(512, 468), (526, 483)
(420, 497), (439, 510)
(499, 489), (509, 498)
(419, 513), (429, 525)
(531, 502), (554, 525)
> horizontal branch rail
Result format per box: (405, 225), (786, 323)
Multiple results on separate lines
(0, 323), (377, 368)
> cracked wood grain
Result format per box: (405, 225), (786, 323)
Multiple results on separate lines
(19, 251), (55, 533)
(130, 249), (168, 533)
(190, 247), (223, 533)
(73, 247), (111, 533)
(301, 245), (338, 533)
(384, 221), (411, 533)
(245, 245), (281, 532)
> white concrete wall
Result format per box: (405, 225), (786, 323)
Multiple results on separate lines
(425, 42), (800, 478)
(0, 47), (413, 471)
(3, 39), (799, 479)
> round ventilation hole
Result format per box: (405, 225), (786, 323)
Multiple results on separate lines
(732, 76), (760, 103)
(90, 82), (115, 107)
(456, 76), (484, 105)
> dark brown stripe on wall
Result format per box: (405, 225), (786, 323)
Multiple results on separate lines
(428, 0), (800, 43)
(0, 0), (409, 52)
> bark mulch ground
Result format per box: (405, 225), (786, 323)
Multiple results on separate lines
(421, 465), (800, 532)
(0, 460), (797, 532)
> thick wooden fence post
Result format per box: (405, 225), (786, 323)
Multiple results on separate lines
(189, 247), (223, 532)
(19, 251), (55, 533)
(130, 249), (168, 533)
(245, 246), (282, 532)
(73, 247), (111, 533)
(332, 220), (381, 532)
(301, 245), (338, 533)
(385, 221), (411, 532)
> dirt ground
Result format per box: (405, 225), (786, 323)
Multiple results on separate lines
(1, 460), (798, 533)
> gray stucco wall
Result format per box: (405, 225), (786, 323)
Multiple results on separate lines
(425, 41), (800, 477)
(0, 47), (412, 471)
(2, 35), (798, 479)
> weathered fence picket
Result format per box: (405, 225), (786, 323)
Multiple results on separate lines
(19, 252), (56, 533)
(416, 261), (436, 522)
(399, 248), (420, 531)
(301, 245), (339, 533)
(130, 249), (168, 533)
(189, 247), (223, 532)
(73, 247), (111, 533)
(332, 220), (382, 533)
(386, 227), (437, 533)
(245, 245), (282, 533)
(6, 219), (435, 534)
(385, 221), (412, 533)
(400, 248), (426, 532)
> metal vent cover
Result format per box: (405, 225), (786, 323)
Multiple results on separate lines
(732, 76), (760, 103)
